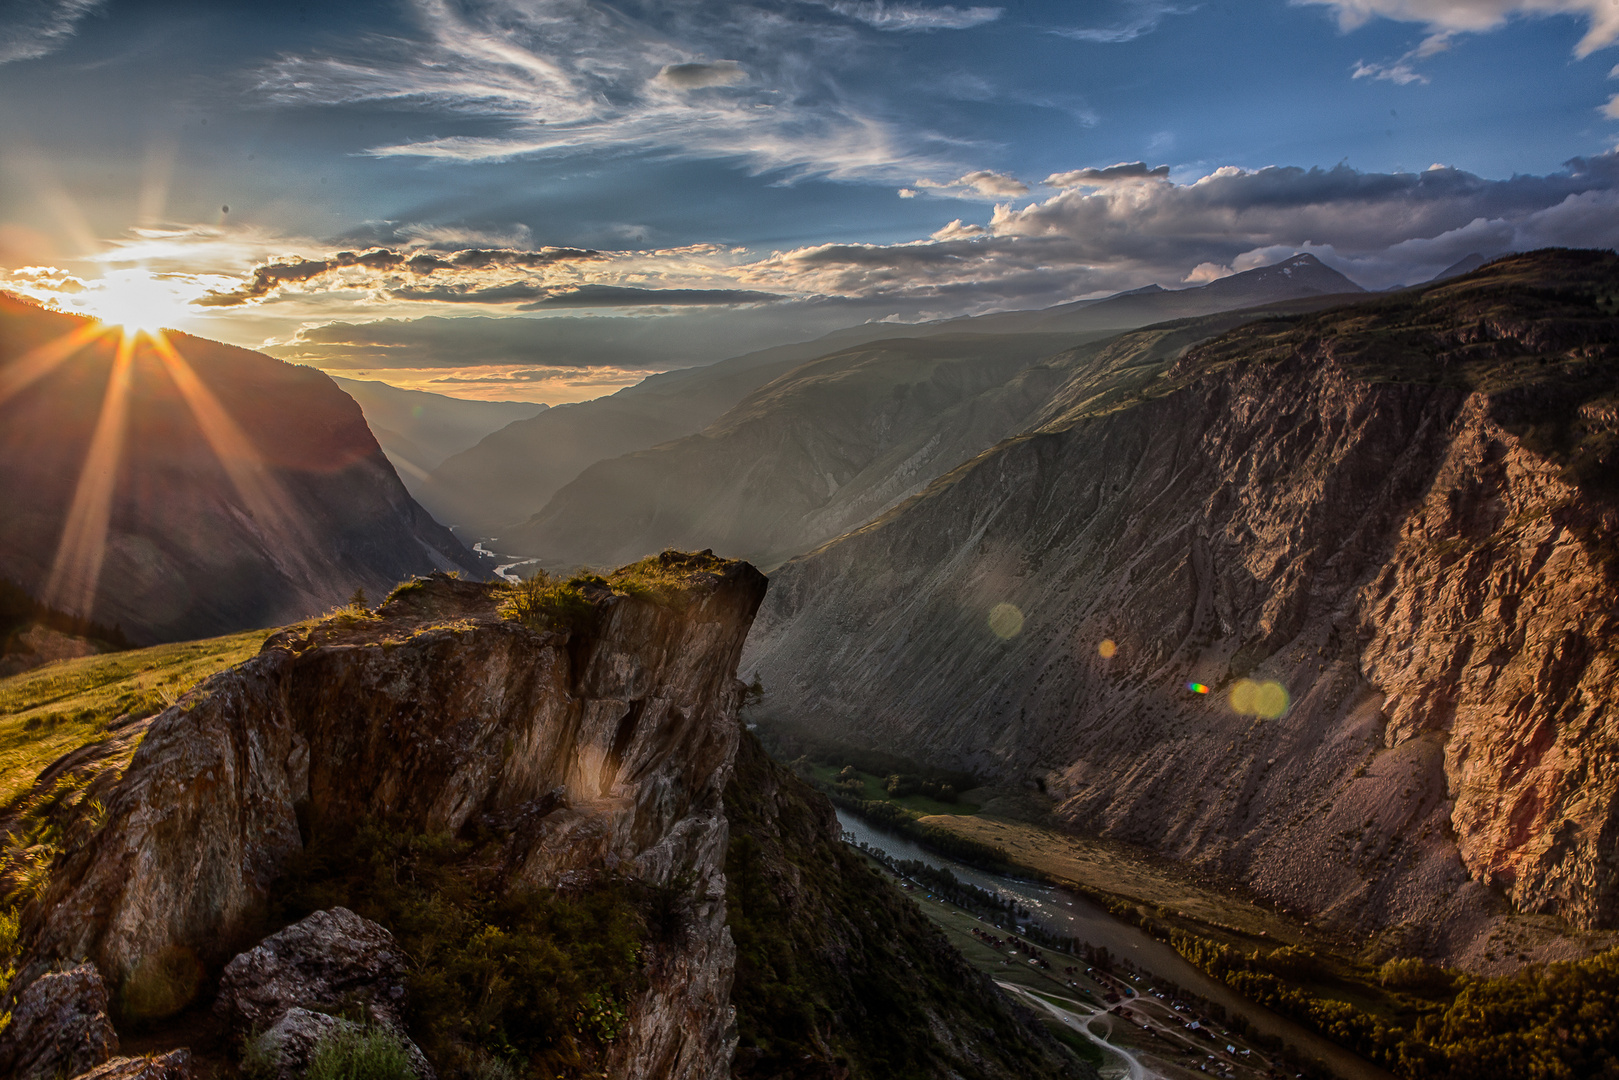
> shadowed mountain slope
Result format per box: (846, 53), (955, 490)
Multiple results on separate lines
(332, 377), (547, 491)
(420, 322), (933, 533)
(0, 295), (478, 643)
(744, 249), (1619, 967)
(501, 332), (1088, 568)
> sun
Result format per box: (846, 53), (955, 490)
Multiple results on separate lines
(77, 269), (192, 335)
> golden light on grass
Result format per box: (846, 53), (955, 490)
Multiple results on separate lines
(42, 331), (137, 618)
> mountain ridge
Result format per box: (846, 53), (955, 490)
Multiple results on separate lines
(743, 248), (1619, 967)
(0, 296), (479, 642)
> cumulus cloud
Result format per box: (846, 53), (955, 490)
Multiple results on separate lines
(1045, 162), (1170, 187)
(915, 170), (1029, 198)
(815, 1), (1002, 30)
(735, 152), (1619, 303)
(39, 151), (1618, 361)
(1296, 0), (1619, 58)
(0, 0), (105, 65)
(194, 245), (601, 307)
(255, 0), (957, 181)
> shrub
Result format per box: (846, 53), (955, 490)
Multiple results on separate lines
(498, 572), (597, 633)
(1379, 956), (1457, 996)
(304, 1024), (417, 1080)
(275, 820), (648, 1078)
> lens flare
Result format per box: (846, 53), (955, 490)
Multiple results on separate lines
(1098, 638), (1117, 659)
(1230, 678), (1290, 719)
(988, 603), (1024, 639)
(1187, 682), (1210, 694)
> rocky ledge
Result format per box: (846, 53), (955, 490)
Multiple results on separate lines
(0, 553), (766, 1080)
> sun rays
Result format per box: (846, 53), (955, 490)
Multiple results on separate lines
(41, 329), (137, 620)
(12, 315), (331, 622)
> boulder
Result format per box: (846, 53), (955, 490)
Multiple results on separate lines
(0, 963), (119, 1080)
(71, 1049), (192, 1080)
(244, 1008), (432, 1080)
(213, 907), (408, 1032)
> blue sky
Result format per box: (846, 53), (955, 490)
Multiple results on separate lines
(3, 0), (1618, 400)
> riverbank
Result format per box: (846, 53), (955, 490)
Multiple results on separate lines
(838, 810), (1395, 1080)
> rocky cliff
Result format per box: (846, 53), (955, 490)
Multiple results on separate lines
(0, 553), (1078, 1080)
(0, 295), (479, 643)
(0, 557), (764, 1079)
(744, 249), (1619, 967)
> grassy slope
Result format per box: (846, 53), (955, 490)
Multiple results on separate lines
(0, 629), (271, 807)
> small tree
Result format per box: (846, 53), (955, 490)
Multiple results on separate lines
(348, 587), (368, 611)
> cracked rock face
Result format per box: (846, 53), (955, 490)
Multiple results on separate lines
(214, 907), (409, 1033)
(0, 962), (119, 1080)
(746, 250), (1619, 966)
(6, 558), (766, 1080)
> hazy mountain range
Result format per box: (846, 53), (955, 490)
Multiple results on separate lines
(424, 253), (1365, 544)
(331, 377), (547, 497)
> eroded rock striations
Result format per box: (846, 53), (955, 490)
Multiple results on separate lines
(1, 557), (765, 1079)
(745, 249), (1619, 966)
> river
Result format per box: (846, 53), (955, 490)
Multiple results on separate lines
(835, 810), (1394, 1080)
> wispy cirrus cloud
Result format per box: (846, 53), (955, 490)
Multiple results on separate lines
(1301, 0), (1619, 89)
(254, 0), (960, 181)
(813, 1), (1002, 31)
(1046, 1), (1187, 43)
(1296, 0), (1619, 56)
(0, 0), (105, 65)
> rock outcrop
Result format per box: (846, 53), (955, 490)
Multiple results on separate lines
(744, 249), (1619, 966)
(213, 907), (410, 1034)
(0, 962), (120, 1080)
(72, 1049), (192, 1080)
(3, 556), (766, 1080)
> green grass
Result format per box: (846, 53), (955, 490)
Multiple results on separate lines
(805, 763), (979, 816)
(0, 629), (271, 808)
(302, 1025), (418, 1080)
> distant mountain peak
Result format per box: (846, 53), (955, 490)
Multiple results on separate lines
(1430, 253), (1488, 282)
(1206, 251), (1364, 294)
